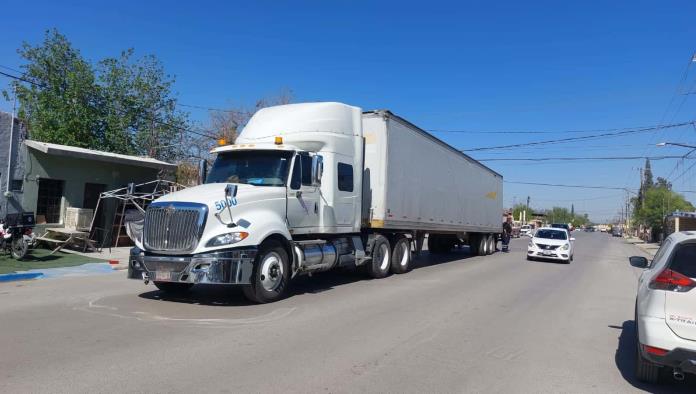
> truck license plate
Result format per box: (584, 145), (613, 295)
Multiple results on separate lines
(155, 271), (171, 281)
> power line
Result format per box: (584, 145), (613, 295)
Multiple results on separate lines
(177, 103), (244, 113)
(504, 180), (633, 191)
(478, 155), (687, 162)
(670, 160), (696, 183)
(462, 121), (694, 152)
(428, 124), (675, 135)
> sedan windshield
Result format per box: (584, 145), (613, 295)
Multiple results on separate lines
(535, 229), (567, 240)
(206, 151), (293, 186)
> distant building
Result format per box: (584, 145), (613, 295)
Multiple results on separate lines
(665, 211), (696, 235)
(1, 111), (176, 244)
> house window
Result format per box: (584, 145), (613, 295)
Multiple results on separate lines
(10, 179), (23, 192)
(337, 163), (353, 192)
(37, 179), (64, 224)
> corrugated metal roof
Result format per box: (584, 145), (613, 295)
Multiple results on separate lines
(24, 140), (177, 170)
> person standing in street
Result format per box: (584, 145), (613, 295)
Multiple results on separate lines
(502, 215), (513, 252)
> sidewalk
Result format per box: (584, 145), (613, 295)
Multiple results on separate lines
(625, 236), (660, 257)
(61, 246), (131, 270)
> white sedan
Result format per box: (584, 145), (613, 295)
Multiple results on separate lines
(526, 227), (574, 263)
(630, 231), (696, 383)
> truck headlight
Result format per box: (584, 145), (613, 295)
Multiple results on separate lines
(206, 232), (249, 247)
(560, 243), (570, 251)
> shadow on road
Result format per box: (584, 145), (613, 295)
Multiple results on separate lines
(614, 320), (696, 393)
(138, 286), (254, 306)
(138, 247), (478, 305)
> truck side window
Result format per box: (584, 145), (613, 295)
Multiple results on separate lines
(300, 153), (312, 186)
(290, 156), (301, 190)
(337, 163), (353, 192)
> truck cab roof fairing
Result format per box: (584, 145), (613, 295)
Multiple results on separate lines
(235, 102), (363, 153)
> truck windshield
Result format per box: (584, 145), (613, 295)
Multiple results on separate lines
(206, 151), (293, 186)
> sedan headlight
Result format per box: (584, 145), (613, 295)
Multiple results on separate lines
(560, 243), (570, 251)
(206, 232), (249, 247)
(528, 241), (535, 248)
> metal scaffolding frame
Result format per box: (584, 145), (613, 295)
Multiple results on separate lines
(88, 179), (186, 248)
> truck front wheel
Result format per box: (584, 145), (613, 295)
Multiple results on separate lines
(367, 234), (391, 278)
(243, 240), (290, 303)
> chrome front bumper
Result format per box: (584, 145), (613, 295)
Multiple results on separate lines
(128, 247), (257, 285)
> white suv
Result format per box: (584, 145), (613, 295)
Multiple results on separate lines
(630, 231), (696, 383)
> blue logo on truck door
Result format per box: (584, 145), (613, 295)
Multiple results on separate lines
(214, 197), (238, 211)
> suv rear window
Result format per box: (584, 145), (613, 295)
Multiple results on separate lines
(670, 243), (696, 278)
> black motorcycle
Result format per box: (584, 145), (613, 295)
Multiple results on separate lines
(1, 212), (36, 260)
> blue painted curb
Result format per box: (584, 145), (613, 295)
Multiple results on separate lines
(0, 272), (44, 282)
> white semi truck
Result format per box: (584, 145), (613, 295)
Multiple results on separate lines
(128, 102), (503, 303)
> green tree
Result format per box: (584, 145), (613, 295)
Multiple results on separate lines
(511, 203), (532, 222)
(634, 187), (694, 232)
(97, 50), (189, 161)
(7, 29), (190, 162)
(644, 159), (654, 189)
(10, 29), (102, 149)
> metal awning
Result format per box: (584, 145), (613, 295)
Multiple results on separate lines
(25, 140), (177, 170)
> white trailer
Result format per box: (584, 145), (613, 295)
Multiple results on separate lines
(362, 110), (502, 233)
(128, 103), (503, 303)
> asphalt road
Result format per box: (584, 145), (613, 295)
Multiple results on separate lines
(2, 232), (695, 393)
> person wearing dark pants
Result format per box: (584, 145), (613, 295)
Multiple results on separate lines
(502, 215), (513, 252)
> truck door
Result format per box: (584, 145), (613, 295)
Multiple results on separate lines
(286, 153), (320, 232)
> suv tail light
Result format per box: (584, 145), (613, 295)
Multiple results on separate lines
(649, 269), (696, 292)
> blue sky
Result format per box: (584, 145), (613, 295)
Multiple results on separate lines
(2, 0), (696, 221)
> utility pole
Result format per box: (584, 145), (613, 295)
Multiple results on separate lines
(526, 196), (530, 225)
(4, 85), (17, 204)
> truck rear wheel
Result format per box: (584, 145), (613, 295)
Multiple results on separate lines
(478, 235), (487, 256)
(243, 240), (290, 303)
(154, 282), (193, 294)
(391, 236), (412, 274)
(486, 235), (495, 255)
(367, 234), (391, 278)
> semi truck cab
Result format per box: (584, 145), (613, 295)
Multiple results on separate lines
(129, 103), (369, 302)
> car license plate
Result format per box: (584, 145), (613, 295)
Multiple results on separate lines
(542, 250), (553, 256)
(155, 271), (171, 281)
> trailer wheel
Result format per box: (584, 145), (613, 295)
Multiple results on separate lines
(367, 234), (391, 278)
(486, 235), (495, 255)
(243, 240), (290, 303)
(478, 235), (487, 256)
(391, 236), (412, 274)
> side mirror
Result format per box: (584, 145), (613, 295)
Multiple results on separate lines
(225, 184), (238, 198)
(311, 155), (323, 186)
(198, 159), (208, 185)
(629, 256), (649, 268)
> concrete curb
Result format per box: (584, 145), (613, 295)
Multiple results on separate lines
(0, 272), (44, 282)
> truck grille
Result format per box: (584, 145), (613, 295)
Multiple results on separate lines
(143, 202), (207, 253)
